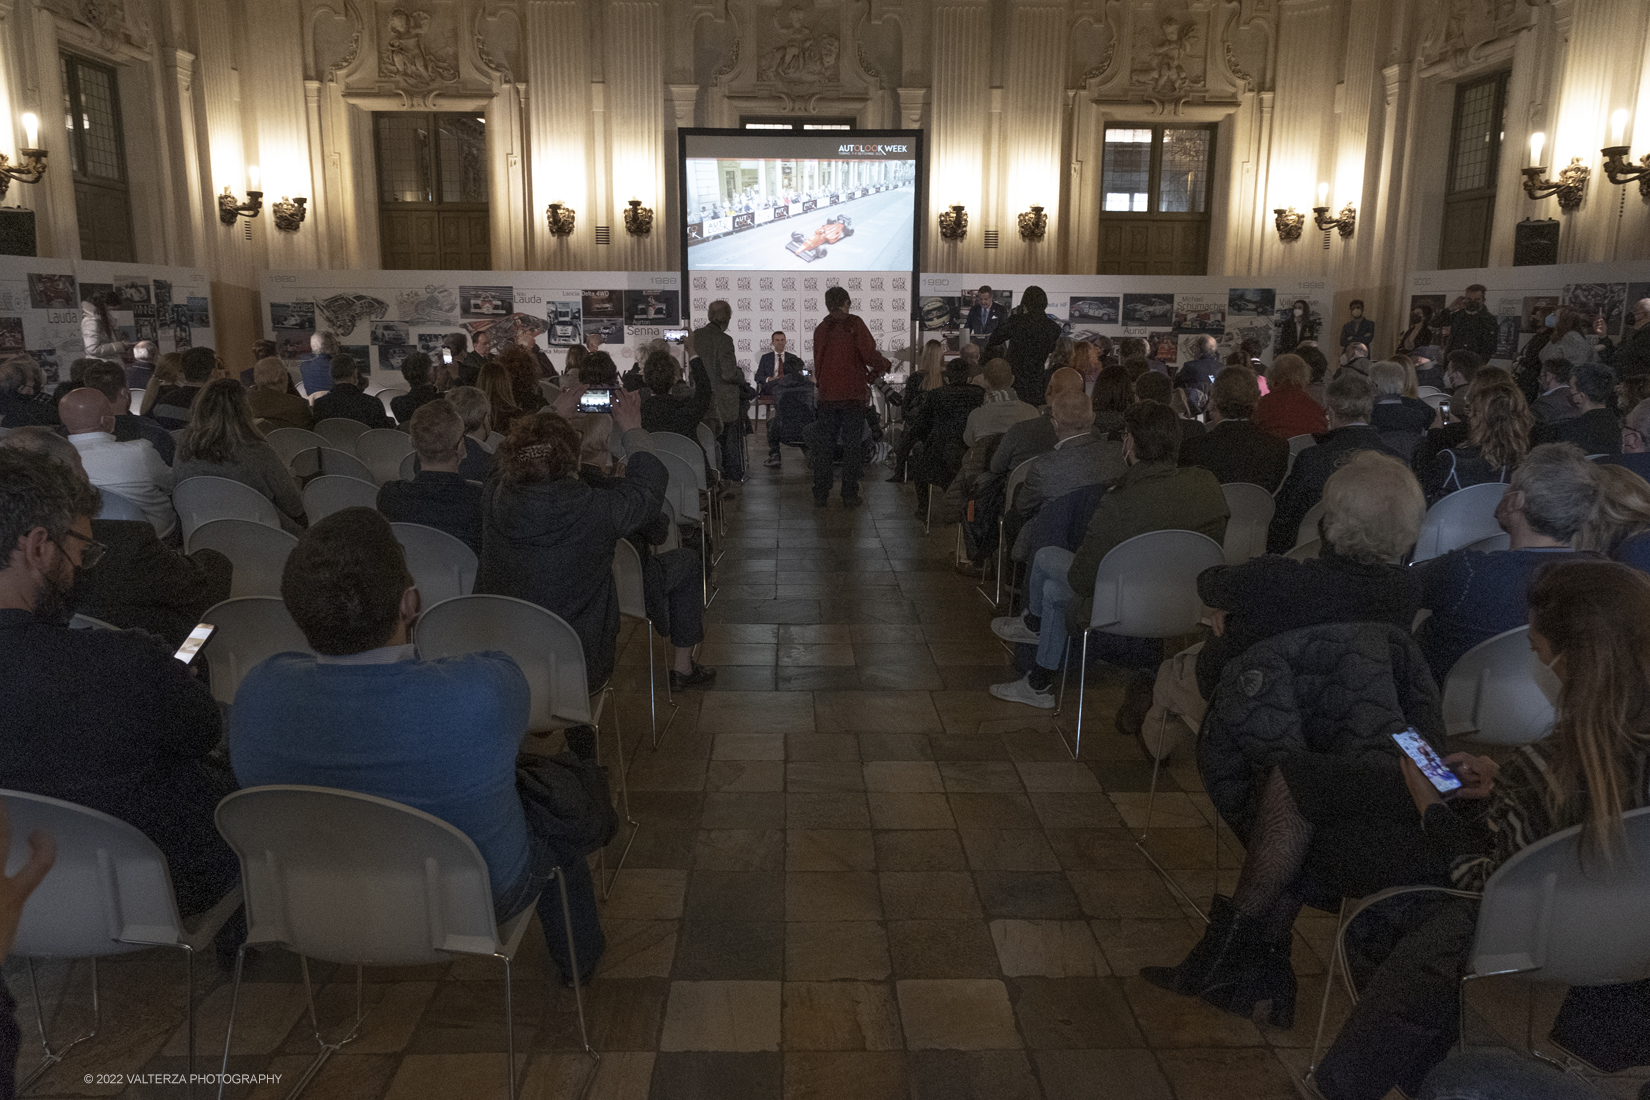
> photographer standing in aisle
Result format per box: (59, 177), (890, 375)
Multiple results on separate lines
(805, 287), (889, 506)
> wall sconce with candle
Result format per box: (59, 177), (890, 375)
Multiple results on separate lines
(0, 113), (48, 203)
(1016, 205), (1048, 241)
(1602, 109), (1650, 197)
(1311, 182), (1355, 241)
(1521, 133), (1590, 211)
(623, 199), (653, 236)
(937, 203), (968, 240)
(219, 165), (265, 226)
(546, 202), (576, 236)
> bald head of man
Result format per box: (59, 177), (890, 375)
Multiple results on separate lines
(1050, 390), (1095, 439)
(58, 388), (116, 436)
(1045, 367), (1084, 399)
(1634, 298), (1650, 332)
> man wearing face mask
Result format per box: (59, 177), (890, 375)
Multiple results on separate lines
(0, 448), (240, 919)
(1340, 300), (1375, 351)
(1441, 284), (1498, 362)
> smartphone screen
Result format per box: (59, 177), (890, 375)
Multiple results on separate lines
(173, 623), (215, 665)
(663, 329), (688, 343)
(442, 348), (453, 364)
(1392, 728), (1462, 793)
(578, 389), (614, 413)
(1438, 399), (1451, 423)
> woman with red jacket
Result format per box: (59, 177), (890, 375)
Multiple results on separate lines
(1253, 353), (1328, 439)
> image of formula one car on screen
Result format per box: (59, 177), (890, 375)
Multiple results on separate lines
(786, 215), (854, 261)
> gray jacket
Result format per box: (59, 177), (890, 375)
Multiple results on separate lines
(695, 321), (742, 425)
(1010, 432), (1125, 558)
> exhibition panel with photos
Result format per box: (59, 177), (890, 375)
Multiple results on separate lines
(1406, 260), (1650, 364)
(917, 273), (1338, 368)
(0, 257), (217, 384)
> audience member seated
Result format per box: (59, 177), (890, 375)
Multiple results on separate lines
(245, 357), (313, 431)
(766, 357), (817, 471)
(1309, 561), (1650, 1099)
(1267, 372), (1394, 553)
(173, 378), (306, 533)
(1369, 360), (1435, 461)
(1132, 370), (1206, 443)
(1145, 452), (1424, 762)
(149, 346), (219, 431)
(1530, 354), (1578, 425)
(391, 352), (441, 425)
(476, 358), (526, 436)
(1602, 396), (1650, 482)
(377, 401), (484, 554)
(61, 388), (177, 539)
(500, 346), (549, 416)
(441, 333), (483, 388)
(476, 387), (665, 696)
(1174, 334), (1223, 414)
(577, 415), (714, 691)
(1534, 361), (1621, 456)
(1014, 390), (1124, 521)
(51, 356), (102, 405)
(640, 341), (714, 441)
(1253, 353), (1327, 440)
(1089, 363), (1134, 437)
(1416, 376), (1530, 503)
(963, 358), (1038, 446)
(0, 355), (58, 428)
(299, 332), (338, 397)
(0, 449), (239, 916)
(81, 359), (175, 464)
(989, 401), (1229, 710)
(2, 428), (230, 645)
(312, 355), (390, 429)
(578, 350), (620, 390)
(990, 367), (1081, 487)
(1413, 443), (1594, 680)
(443, 385), (500, 482)
(1297, 345), (1332, 407)
(905, 358), (984, 518)
(888, 342), (945, 480)
(1576, 463), (1650, 572)
(230, 507), (604, 985)
(139, 351), (184, 418)
(1178, 367), (1289, 492)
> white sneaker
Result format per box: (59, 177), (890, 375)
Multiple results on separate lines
(989, 674), (1056, 710)
(991, 615), (1039, 644)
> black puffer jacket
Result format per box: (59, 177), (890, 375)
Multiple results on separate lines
(1198, 622), (1443, 841)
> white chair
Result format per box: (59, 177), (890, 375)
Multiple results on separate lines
(173, 477), (282, 544)
(614, 539), (677, 748)
(538, 380), (560, 405)
(1306, 807), (1650, 1090)
(1295, 499), (1327, 548)
(696, 422), (725, 537)
(1417, 385), (1443, 398)
(197, 597), (314, 706)
(4, 790), (240, 1089)
(1442, 625), (1558, 745)
(982, 458), (1037, 610)
(265, 427), (327, 467)
(1220, 482), (1276, 566)
(313, 418), (371, 452)
(1463, 531), (1511, 552)
(95, 490), (147, 523)
(301, 475), (379, 525)
(186, 519), (298, 599)
(356, 429), (415, 485)
(655, 449), (714, 607)
(213, 786), (594, 1100)
(413, 595), (637, 894)
(1286, 538), (1322, 561)
(373, 388), (408, 420)
(390, 522), (477, 605)
(316, 446), (377, 482)
(482, 431), (505, 453)
(1422, 392), (1451, 412)
(398, 450), (418, 482)
(654, 433), (717, 550)
(67, 613), (118, 630)
(1058, 530), (1226, 760)
(1413, 482), (1508, 562)
(1288, 433), (1317, 455)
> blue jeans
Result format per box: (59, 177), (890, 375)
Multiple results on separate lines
(493, 819), (605, 982)
(1417, 1049), (1605, 1100)
(1029, 546), (1078, 671)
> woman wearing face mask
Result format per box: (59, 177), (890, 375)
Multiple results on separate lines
(1276, 299), (1316, 357)
(1395, 304), (1435, 357)
(1305, 560), (1650, 1100)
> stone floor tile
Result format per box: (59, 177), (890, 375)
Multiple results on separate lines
(693, 829), (785, 872)
(599, 921), (679, 980)
(785, 760), (866, 792)
(786, 733), (861, 761)
(778, 643), (856, 667)
(712, 734), (787, 761)
(1153, 1047), (1301, 1100)
(1066, 869), (1183, 920)
(786, 791), (871, 829)
(699, 792), (786, 830)
(867, 792), (957, 830)
(959, 829), (1062, 871)
(1009, 977), (1142, 1049)
(521, 1049), (652, 1100)
(857, 733), (935, 760)
(886, 920), (1002, 979)
(1090, 918), (1205, 978)
(784, 871), (883, 920)
(647, 1052), (782, 1100)
(906, 1050), (1042, 1100)
(1030, 792), (1125, 830)
(671, 921), (784, 981)
(1108, 792), (1208, 830)
(786, 828), (876, 872)
(879, 870), (983, 919)
(695, 642), (779, 667)
(781, 981), (903, 1050)
(784, 922), (891, 981)
(697, 692), (816, 735)
(686, 871), (785, 922)
(990, 920), (1109, 978)
(382, 1053), (526, 1099)
(895, 979), (1021, 1049)
(1120, 976), (1266, 1047)
(602, 869), (688, 921)
(657, 981), (782, 1052)
(975, 871), (1084, 920)
(779, 624), (854, 645)
(782, 1051), (908, 1100)
(947, 792), (1042, 831)
(872, 829), (968, 871)
(863, 760), (944, 792)
(1045, 828), (1149, 871)
(815, 691), (943, 733)
(938, 761), (1025, 793)
(705, 760), (787, 793)
(1033, 1049), (1173, 1100)
(1015, 761), (1104, 792)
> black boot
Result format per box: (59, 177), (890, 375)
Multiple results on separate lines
(1141, 896), (1297, 1027)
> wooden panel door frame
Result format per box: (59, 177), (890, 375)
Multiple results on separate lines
(1095, 123), (1215, 276)
(1438, 70), (1509, 271)
(373, 111), (491, 270)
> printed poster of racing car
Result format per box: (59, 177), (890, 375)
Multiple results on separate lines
(786, 215), (854, 263)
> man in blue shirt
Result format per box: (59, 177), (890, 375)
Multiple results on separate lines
(299, 332), (337, 397)
(230, 507), (604, 983)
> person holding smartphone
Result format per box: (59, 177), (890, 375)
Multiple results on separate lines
(1308, 560), (1650, 1099)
